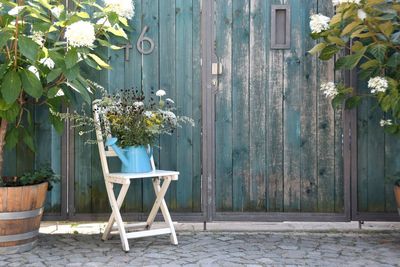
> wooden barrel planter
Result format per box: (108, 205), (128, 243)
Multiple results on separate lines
(0, 182), (48, 254)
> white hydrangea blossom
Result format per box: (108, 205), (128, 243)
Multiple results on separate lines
(357, 9), (367, 20)
(104, 0), (135, 19)
(332, 0), (361, 6)
(65, 21), (96, 47)
(368, 77), (388, 94)
(161, 110), (177, 124)
(28, 66), (40, 79)
(0, 3), (3, 9)
(320, 82), (339, 98)
(51, 6), (62, 18)
(8, 6), (25, 16)
(310, 14), (330, 34)
(39, 57), (55, 69)
(380, 119), (393, 127)
(156, 89), (166, 97)
(31, 31), (45, 46)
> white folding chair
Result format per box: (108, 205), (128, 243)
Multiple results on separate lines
(93, 103), (179, 252)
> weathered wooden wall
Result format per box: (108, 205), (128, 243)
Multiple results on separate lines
(214, 0), (344, 213)
(73, 0), (202, 214)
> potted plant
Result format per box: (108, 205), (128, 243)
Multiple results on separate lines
(309, 0), (400, 213)
(57, 88), (194, 173)
(0, 0), (134, 253)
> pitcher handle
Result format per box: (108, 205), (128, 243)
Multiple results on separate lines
(147, 144), (153, 158)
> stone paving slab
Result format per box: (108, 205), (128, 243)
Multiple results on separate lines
(0, 230), (399, 266)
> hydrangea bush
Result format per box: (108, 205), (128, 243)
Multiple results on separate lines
(309, 0), (400, 133)
(0, 0), (134, 174)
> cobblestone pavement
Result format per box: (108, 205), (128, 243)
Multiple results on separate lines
(0, 231), (399, 266)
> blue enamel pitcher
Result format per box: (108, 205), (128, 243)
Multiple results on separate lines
(105, 137), (152, 173)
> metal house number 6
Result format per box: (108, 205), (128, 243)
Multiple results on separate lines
(136, 26), (154, 55)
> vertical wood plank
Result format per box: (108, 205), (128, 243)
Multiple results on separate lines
(266, 0), (285, 212)
(283, 0), (301, 212)
(191, 0), (202, 212)
(176, 0), (194, 211)
(317, 0), (335, 212)
(357, 80), (369, 212)
(249, 0), (267, 211)
(300, 0), (318, 212)
(215, 0), (233, 211)
(232, 0), (250, 211)
(384, 133), (399, 212)
(159, 0), (178, 211)
(142, 0), (159, 212)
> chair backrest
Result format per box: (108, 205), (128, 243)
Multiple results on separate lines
(92, 101), (156, 176)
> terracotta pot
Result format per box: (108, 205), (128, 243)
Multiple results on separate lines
(0, 182), (48, 254)
(394, 185), (400, 216)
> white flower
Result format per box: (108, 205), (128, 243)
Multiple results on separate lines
(104, 0), (135, 19)
(320, 82), (338, 98)
(310, 14), (331, 34)
(144, 111), (153, 118)
(156, 89), (166, 97)
(51, 6), (62, 18)
(79, 131), (84, 136)
(8, 6), (25, 16)
(380, 119), (393, 127)
(166, 98), (175, 104)
(96, 17), (112, 27)
(65, 21), (96, 47)
(39, 57), (55, 69)
(133, 101), (144, 108)
(368, 77), (388, 94)
(357, 9), (367, 20)
(0, 3), (3, 9)
(333, 0), (361, 6)
(31, 31), (45, 46)
(28, 66), (40, 79)
(55, 89), (64, 97)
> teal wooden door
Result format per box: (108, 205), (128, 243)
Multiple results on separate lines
(214, 0), (345, 213)
(73, 0), (202, 215)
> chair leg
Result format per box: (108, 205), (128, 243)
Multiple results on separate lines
(145, 177), (172, 229)
(102, 182), (130, 241)
(104, 181), (130, 252)
(152, 176), (178, 245)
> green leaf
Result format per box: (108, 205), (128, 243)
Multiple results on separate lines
(0, 32), (13, 48)
(308, 43), (327, 55)
(360, 59), (380, 70)
(368, 44), (387, 63)
(76, 12), (90, 19)
(87, 53), (111, 69)
(327, 36), (346, 46)
(65, 48), (79, 69)
(0, 102), (20, 121)
(335, 49), (366, 70)
(5, 127), (19, 150)
(332, 94), (345, 109)
(47, 68), (63, 83)
(0, 64), (8, 79)
(49, 113), (64, 134)
(64, 65), (80, 80)
(1, 70), (22, 103)
(67, 80), (91, 103)
(23, 130), (35, 152)
(387, 52), (400, 68)
(341, 21), (361, 36)
(20, 69), (43, 98)
(47, 87), (62, 98)
(319, 45), (340, 60)
(18, 35), (40, 62)
(345, 96), (362, 109)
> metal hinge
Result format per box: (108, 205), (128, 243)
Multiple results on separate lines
(212, 62), (223, 75)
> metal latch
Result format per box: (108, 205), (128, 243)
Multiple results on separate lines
(212, 63), (223, 75)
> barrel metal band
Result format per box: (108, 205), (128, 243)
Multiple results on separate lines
(0, 207), (43, 220)
(0, 230), (39, 242)
(0, 240), (37, 255)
